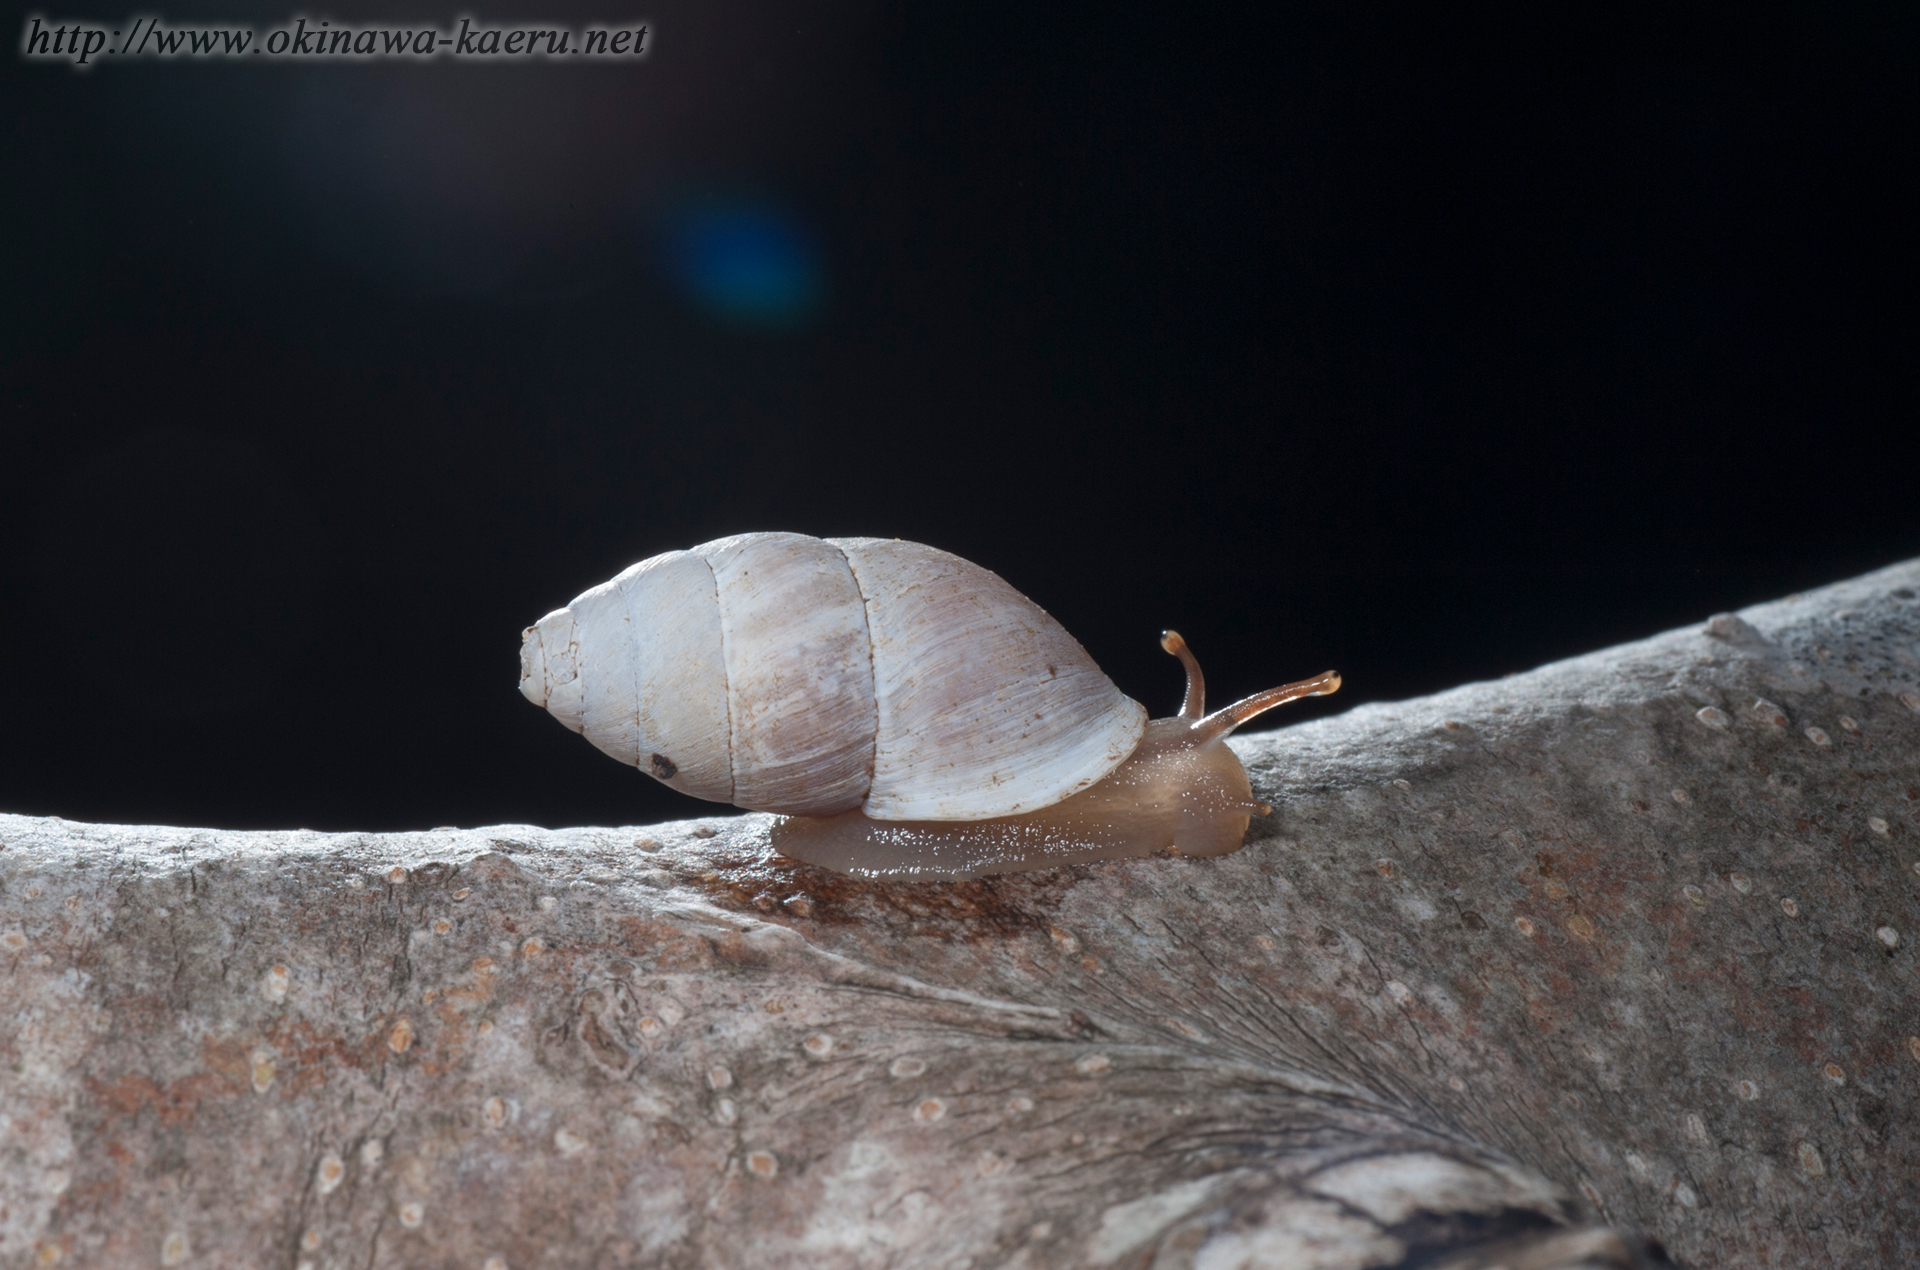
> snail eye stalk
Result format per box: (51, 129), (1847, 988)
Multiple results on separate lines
(1158, 630), (1339, 743)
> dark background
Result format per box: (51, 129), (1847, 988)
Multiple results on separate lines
(3, 4), (1914, 831)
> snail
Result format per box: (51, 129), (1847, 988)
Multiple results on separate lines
(518, 532), (1339, 878)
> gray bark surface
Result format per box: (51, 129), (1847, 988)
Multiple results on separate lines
(4, 562), (1918, 1269)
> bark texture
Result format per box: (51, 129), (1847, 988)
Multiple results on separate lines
(4, 562), (1918, 1269)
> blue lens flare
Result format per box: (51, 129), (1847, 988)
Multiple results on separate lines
(666, 206), (823, 326)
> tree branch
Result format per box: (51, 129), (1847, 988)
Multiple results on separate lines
(4, 560), (1917, 1268)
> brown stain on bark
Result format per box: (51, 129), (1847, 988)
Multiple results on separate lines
(84, 1067), (234, 1126)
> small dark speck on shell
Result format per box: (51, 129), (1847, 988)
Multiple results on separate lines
(650, 753), (678, 779)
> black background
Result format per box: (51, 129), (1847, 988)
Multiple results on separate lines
(4, 4), (1914, 831)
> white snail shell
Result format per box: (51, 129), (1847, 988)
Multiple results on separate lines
(519, 532), (1147, 821)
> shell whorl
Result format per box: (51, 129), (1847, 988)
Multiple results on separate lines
(519, 532), (1147, 821)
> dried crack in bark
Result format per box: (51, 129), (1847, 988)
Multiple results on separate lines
(4, 561), (1918, 1267)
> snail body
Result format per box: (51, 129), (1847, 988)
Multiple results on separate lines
(519, 532), (1338, 878)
